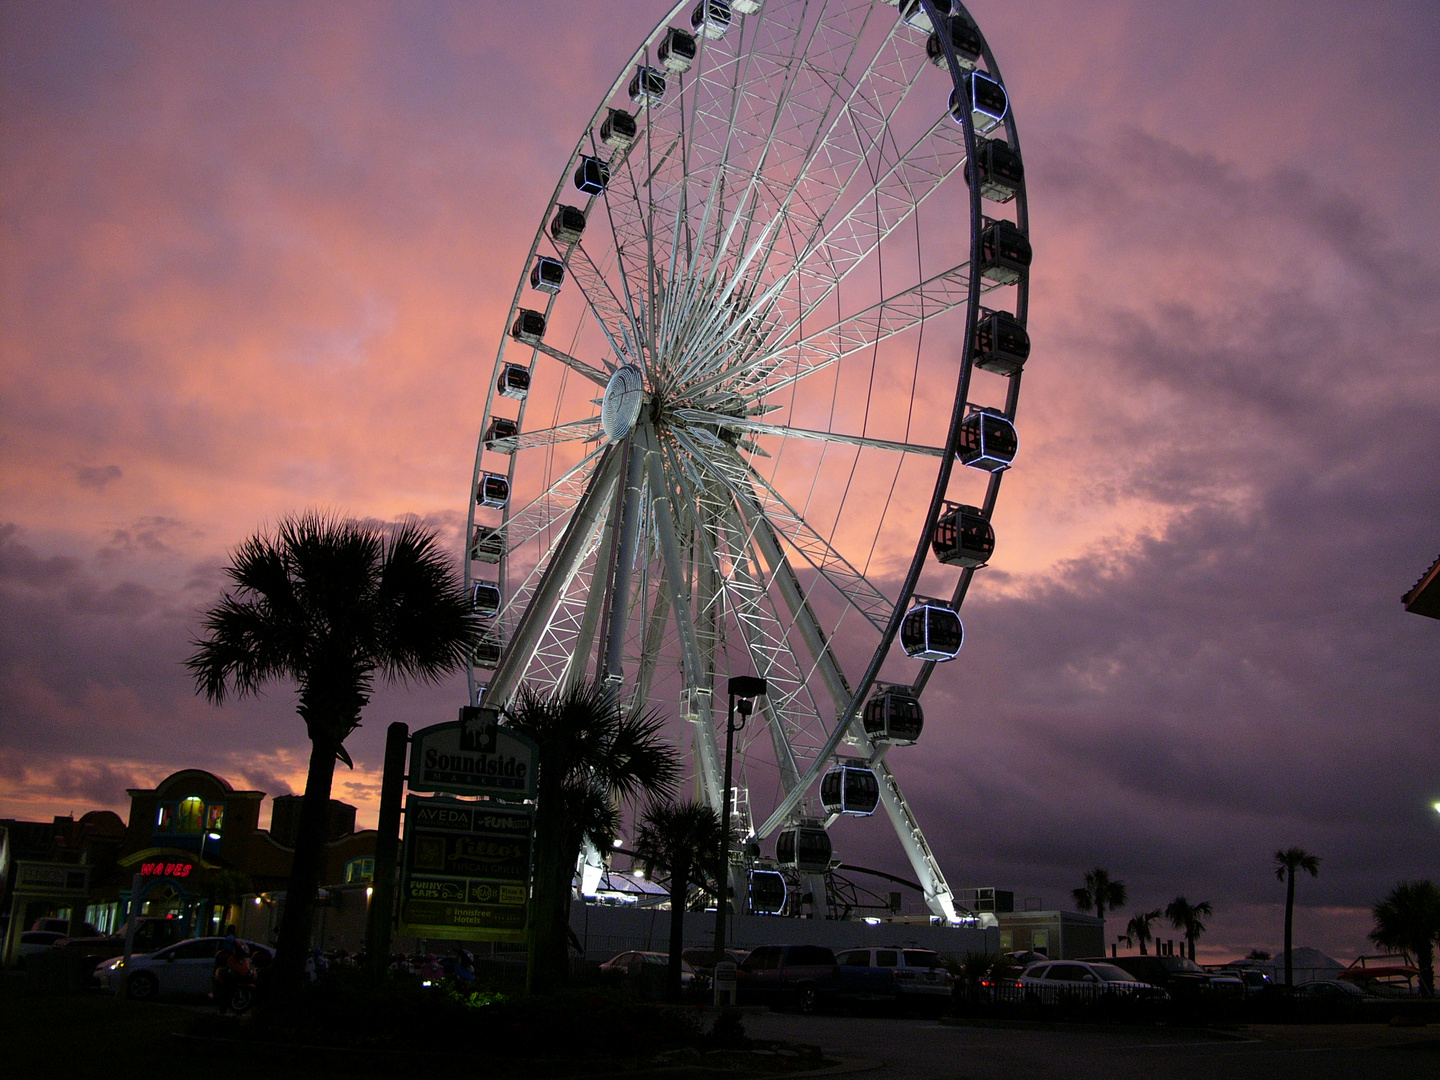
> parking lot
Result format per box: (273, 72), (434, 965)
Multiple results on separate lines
(743, 1011), (1440, 1080)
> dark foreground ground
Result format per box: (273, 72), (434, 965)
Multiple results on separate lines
(3, 994), (1437, 1080)
(746, 1010), (1440, 1080)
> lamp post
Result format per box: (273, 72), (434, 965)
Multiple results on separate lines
(713, 675), (766, 981)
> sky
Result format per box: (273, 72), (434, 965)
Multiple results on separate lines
(2, 0), (1438, 963)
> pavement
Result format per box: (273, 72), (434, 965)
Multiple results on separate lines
(742, 1011), (1440, 1080)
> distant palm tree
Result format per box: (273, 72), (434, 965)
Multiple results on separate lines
(187, 512), (479, 993)
(502, 681), (680, 992)
(634, 799), (724, 1000)
(1072, 867), (1128, 923)
(1165, 897), (1213, 961)
(1121, 909), (1163, 955)
(1273, 847), (1321, 987)
(1369, 880), (1440, 998)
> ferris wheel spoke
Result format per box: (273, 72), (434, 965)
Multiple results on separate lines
(564, 244), (645, 367)
(742, 259), (976, 402)
(485, 446), (622, 704)
(670, 408), (944, 458)
(727, 450), (892, 633)
(487, 444), (607, 561)
(488, 416), (602, 456)
(532, 342), (612, 388)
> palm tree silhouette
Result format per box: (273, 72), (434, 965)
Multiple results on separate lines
(187, 512), (479, 992)
(1369, 879), (1440, 998)
(1121, 908), (1163, 955)
(502, 681), (679, 992)
(1072, 867), (1128, 923)
(1165, 896), (1214, 961)
(634, 799), (724, 1000)
(1273, 847), (1321, 987)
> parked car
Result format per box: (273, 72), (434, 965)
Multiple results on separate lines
(736, 944), (896, 1013)
(14, 930), (66, 963)
(835, 946), (954, 1004)
(101, 936), (271, 1005)
(30, 917), (100, 937)
(1019, 959), (1163, 1004)
(680, 946), (748, 978)
(598, 950), (698, 991)
(1103, 954), (1244, 999)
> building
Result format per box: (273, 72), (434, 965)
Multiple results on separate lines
(1403, 553), (1440, 619)
(3, 768), (377, 963)
(995, 909), (1105, 960)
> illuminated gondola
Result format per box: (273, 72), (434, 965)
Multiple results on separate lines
(776, 822), (832, 873)
(932, 502), (994, 568)
(900, 599), (963, 662)
(958, 406), (1017, 472)
(862, 685), (924, 746)
(820, 761), (880, 816)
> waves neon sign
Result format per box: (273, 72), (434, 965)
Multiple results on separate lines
(140, 861), (193, 878)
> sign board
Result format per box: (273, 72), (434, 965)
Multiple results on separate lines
(409, 707), (538, 800)
(14, 861), (89, 895)
(397, 795), (533, 942)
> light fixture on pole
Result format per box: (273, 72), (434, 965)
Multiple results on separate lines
(714, 675), (766, 1002)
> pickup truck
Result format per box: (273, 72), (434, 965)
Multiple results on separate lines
(736, 944), (897, 1013)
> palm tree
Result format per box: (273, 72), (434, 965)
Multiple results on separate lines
(634, 799), (724, 1001)
(1273, 847), (1321, 987)
(187, 512), (480, 993)
(501, 681), (680, 992)
(1121, 909), (1163, 955)
(1369, 880), (1440, 998)
(1072, 867), (1128, 923)
(1165, 896), (1214, 961)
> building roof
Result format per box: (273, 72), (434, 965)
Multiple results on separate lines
(1403, 553), (1440, 619)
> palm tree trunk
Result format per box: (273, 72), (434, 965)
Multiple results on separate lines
(667, 865), (689, 1002)
(273, 735), (338, 995)
(1421, 942), (1435, 999)
(1283, 869), (1295, 988)
(527, 770), (569, 994)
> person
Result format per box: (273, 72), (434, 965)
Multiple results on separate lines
(213, 926), (251, 1013)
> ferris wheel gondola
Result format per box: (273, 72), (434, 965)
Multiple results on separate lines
(464, 0), (1030, 922)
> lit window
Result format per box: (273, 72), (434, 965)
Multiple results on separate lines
(177, 796), (204, 834)
(155, 805), (175, 833)
(205, 804), (225, 832)
(344, 858), (375, 884)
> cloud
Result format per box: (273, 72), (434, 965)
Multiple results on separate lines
(74, 463), (122, 491)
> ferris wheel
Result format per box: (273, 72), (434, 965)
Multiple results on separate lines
(465, 0), (1030, 922)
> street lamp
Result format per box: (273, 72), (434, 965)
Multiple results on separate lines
(713, 675), (766, 978)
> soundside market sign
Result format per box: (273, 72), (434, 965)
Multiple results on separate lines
(409, 706), (538, 801)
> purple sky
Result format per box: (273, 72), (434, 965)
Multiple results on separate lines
(2, 1), (1438, 962)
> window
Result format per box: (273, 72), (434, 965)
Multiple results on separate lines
(155, 805), (175, 833)
(205, 804), (225, 833)
(344, 858), (375, 884)
(837, 951), (869, 967)
(876, 950), (899, 967)
(177, 796), (205, 834)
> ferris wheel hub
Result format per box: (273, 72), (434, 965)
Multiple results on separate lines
(601, 364), (646, 441)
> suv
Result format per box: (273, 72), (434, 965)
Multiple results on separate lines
(835, 947), (954, 1004)
(1101, 955), (1244, 998)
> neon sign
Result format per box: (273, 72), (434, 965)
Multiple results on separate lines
(140, 861), (193, 878)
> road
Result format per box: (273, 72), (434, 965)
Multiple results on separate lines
(742, 1011), (1440, 1080)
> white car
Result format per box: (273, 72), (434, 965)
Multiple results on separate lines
(1019, 959), (1163, 1004)
(101, 936), (271, 1003)
(598, 950), (698, 989)
(835, 946), (955, 1000)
